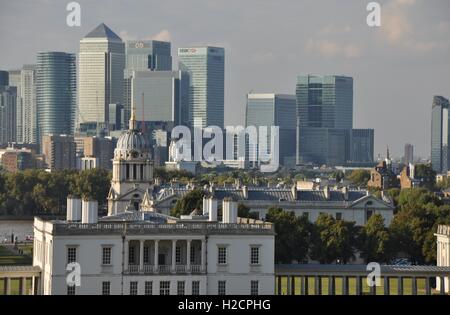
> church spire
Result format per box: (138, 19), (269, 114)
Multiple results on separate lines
(129, 103), (136, 130)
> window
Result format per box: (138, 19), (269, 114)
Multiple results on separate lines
(102, 247), (112, 265)
(250, 281), (259, 295)
(129, 246), (135, 264)
(160, 281), (170, 295)
(102, 282), (110, 295)
(177, 281), (185, 295)
(143, 246), (149, 264)
(250, 247), (260, 265)
(218, 246), (227, 265)
(303, 212), (309, 220)
(366, 210), (373, 222)
(190, 245), (195, 264)
(336, 212), (342, 221)
(129, 281), (138, 295)
(218, 281), (226, 295)
(67, 285), (75, 295)
(192, 281), (200, 295)
(67, 247), (77, 264)
(144, 281), (152, 295)
(176, 246), (181, 264)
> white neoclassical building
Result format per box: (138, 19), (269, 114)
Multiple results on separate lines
(32, 107), (275, 295)
(435, 225), (450, 293)
(33, 206), (275, 295)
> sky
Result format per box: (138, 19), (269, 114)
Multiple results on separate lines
(0, 0), (449, 159)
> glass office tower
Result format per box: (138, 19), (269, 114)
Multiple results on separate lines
(124, 40), (172, 125)
(246, 93), (296, 167)
(125, 40), (172, 73)
(178, 47), (224, 129)
(36, 52), (76, 143)
(296, 75), (353, 165)
(78, 23), (125, 127)
(431, 95), (450, 173)
(350, 129), (374, 163)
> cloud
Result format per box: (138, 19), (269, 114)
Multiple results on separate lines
(305, 39), (362, 59)
(148, 29), (171, 42)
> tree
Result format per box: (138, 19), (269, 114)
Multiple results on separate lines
(413, 164), (436, 190)
(170, 189), (205, 218)
(346, 169), (370, 187)
(237, 203), (258, 219)
(310, 213), (358, 264)
(265, 207), (312, 263)
(358, 214), (392, 263)
(71, 169), (111, 207)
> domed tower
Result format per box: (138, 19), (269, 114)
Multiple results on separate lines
(107, 105), (154, 215)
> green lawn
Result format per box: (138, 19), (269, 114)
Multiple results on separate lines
(277, 276), (445, 295)
(0, 245), (32, 266)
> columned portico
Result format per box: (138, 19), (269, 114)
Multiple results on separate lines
(124, 237), (206, 275)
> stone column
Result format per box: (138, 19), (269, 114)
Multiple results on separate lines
(356, 276), (362, 295)
(301, 277), (307, 295)
(277, 276), (282, 295)
(425, 277), (431, 295)
(139, 240), (144, 273)
(21, 277), (27, 295)
(201, 239), (206, 272)
(154, 240), (159, 273)
(291, 276), (296, 295)
(187, 240), (192, 272)
(342, 276), (348, 295)
(6, 277), (11, 295)
(397, 277), (403, 295)
(384, 277), (390, 295)
(314, 276), (321, 295)
(31, 276), (35, 296)
(328, 276), (335, 295)
(412, 277), (417, 295)
(440, 276), (446, 295)
(171, 240), (177, 273)
(124, 240), (129, 271)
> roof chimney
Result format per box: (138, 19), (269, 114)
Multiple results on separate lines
(222, 198), (238, 224)
(67, 196), (82, 222)
(208, 197), (218, 222)
(82, 199), (98, 224)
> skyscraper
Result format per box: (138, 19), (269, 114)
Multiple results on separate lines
(0, 71), (8, 86)
(403, 143), (414, 165)
(130, 70), (189, 126)
(431, 95), (450, 174)
(12, 65), (37, 144)
(36, 52), (76, 144)
(296, 75), (353, 165)
(8, 70), (22, 143)
(124, 40), (172, 123)
(0, 86), (17, 144)
(125, 40), (171, 73)
(78, 23), (125, 128)
(245, 93), (296, 167)
(350, 129), (374, 163)
(178, 47), (224, 129)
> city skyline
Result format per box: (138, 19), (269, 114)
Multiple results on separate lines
(0, 0), (449, 158)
